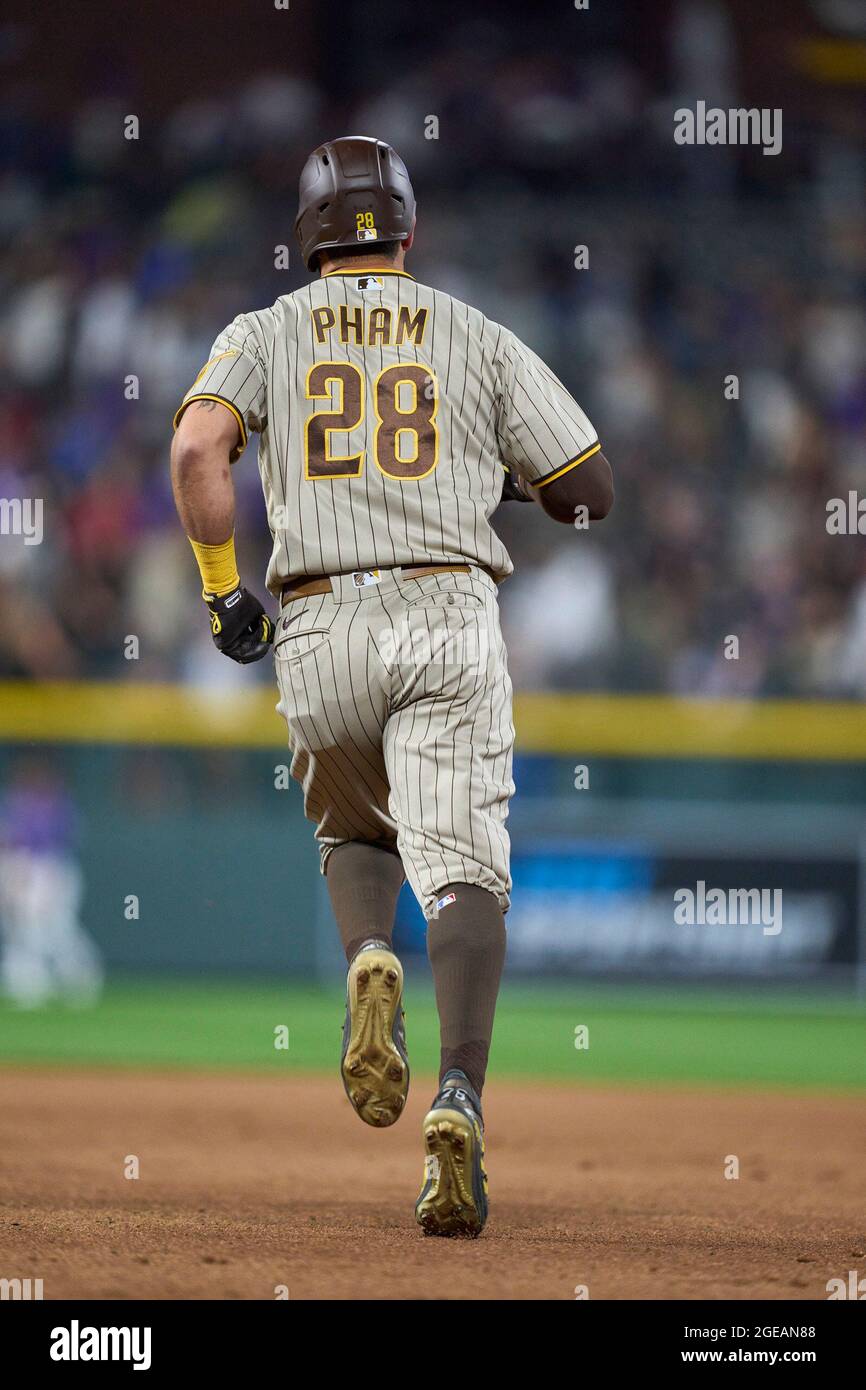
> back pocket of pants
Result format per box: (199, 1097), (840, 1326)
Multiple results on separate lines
(404, 591), (485, 612)
(274, 627), (332, 661)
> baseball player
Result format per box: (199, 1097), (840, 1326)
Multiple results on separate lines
(171, 137), (613, 1237)
(0, 759), (102, 1009)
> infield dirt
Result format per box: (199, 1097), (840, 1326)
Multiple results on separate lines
(0, 1069), (862, 1300)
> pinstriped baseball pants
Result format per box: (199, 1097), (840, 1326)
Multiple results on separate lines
(273, 567), (514, 916)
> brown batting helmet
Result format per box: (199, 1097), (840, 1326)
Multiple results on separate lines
(295, 136), (416, 271)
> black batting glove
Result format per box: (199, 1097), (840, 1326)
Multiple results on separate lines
(204, 586), (274, 664)
(500, 467), (534, 503)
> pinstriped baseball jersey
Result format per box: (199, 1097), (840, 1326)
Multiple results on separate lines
(174, 269), (599, 592)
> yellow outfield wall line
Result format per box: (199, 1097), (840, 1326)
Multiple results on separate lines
(0, 681), (864, 760)
(514, 693), (866, 760)
(0, 681), (285, 749)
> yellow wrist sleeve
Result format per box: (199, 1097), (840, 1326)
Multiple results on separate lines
(188, 534), (240, 598)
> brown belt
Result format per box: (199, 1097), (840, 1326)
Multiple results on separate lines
(280, 563), (478, 606)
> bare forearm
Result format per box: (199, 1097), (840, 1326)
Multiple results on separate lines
(171, 441), (235, 543)
(169, 391), (272, 663)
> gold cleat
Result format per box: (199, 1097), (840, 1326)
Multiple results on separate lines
(340, 942), (409, 1127)
(415, 1072), (488, 1237)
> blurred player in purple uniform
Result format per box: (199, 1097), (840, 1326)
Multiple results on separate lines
(0, 759), (102, 1007)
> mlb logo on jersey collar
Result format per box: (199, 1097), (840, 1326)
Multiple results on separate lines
(352, 569), (381, 588)
(355, 275), (384, 292)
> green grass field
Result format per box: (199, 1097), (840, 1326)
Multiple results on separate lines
(0, 979), (863, 1090)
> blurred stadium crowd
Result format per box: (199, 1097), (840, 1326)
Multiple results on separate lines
(1, 2), (864, 697)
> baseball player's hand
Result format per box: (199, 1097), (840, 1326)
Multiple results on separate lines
(204, 586), (274, 663)
(500, 468), (534, 503)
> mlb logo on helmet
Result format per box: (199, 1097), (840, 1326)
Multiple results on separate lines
(357, 226), (378, 241)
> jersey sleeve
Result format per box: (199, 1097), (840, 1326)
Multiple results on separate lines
(495, 330), (600, 490)
(173, 316), (267, 463)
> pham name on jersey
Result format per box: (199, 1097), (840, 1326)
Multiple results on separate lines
(311, 304), (428, 348)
